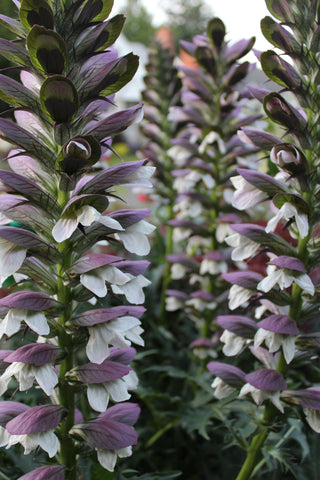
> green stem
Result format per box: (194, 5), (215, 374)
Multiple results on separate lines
(159, 207), (174, 325)
(56, 190), (76, 480)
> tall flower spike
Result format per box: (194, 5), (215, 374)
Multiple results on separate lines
(0, 1), (150, 478)
(211, 1), (320, 478)
(161, 17), (258, 348)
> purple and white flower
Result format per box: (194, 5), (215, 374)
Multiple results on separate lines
(257, 255), (314, 295)
(70, 403), (140, 471)
(239, 369), (287, 412)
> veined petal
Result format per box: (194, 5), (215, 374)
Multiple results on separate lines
(87, 384), (109, 412)
(228, 285), (253, 310)
(108, 379), (131, 402)
(0, 239), (26, 277)
(24, 311), (50, 336)
(97, 449), (117, 472)
(35, 365), (59, 396)
(52, 217), (78, 243)
(295, 273), (315, 295)
(80, 271), (107, 297)
(87, 324), (111, 364)
(111, 275), (151, 304)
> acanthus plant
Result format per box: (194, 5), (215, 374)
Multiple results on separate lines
(0, 0), (154, 478)
(207, 0), (320, 478)
(164, 17), (259, 356)
(139, 37), (182, 323)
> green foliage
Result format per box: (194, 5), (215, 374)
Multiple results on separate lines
(121, 0), (156, 45)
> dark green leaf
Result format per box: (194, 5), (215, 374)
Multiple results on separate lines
(27, 25), (66, 75)
(19, 0), (54, 31)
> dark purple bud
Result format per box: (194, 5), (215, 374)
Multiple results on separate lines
(17, 465), (66, 480)
(70, 360), (131, 384)
(189, 338), (215, 349)
(0, 291), (59, 311)
(257, 314), (299, 335)
(70, 253), (123, 274)
(217, 315), (257, 338)
(239, 127), (282, 149)
(245, 369), (287, 391)
(0, 401), (29, 426)
(267, 255), (307, 273)
(225, 37), (256, 63)
(72, 306), (145, 327)
(222, 271), (263, 289)
(207, 361), (245, 387)
(3, 343), (62, 366)
(6, 405), (65, 435)
(283, 387), (320, 410)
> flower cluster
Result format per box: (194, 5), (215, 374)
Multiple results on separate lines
(207, 1), (320, 477)
(163, 18), (259, 349)
(0, 1), (152, 478)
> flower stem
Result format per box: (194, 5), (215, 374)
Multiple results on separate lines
(56, 190), (76, 479)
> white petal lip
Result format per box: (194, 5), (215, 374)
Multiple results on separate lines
(0, 240), (26, 277)
(52, 217), (78, 243)
(220, 330), (247, 356)
(87, 384), (110, 412)
(228, 285), (253, 310)
(97, 449), (117, 471)
(305, 408), (320, 433)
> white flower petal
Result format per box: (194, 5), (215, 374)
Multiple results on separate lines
(0, 239), (26, 277)
(86, 324), (111, 364)
(87, 384), (109, 412)
(108, 379), (131, 402)
(52, 217), (78, 243)
(97, 449), (117, 471)
(305, 408), (320, 433)
(80, 271), (107, 297)
(24, 311), (50, 336)
(35, 365), (59, 396)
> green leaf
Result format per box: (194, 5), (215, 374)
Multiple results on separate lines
(75, 14), (125, 57)
(0, 38), (31, 66)
(19, 0), (54, 31)
(0, 74), (39, 110)
(40, 75), (78, 124)
(27, 25), (67, 75)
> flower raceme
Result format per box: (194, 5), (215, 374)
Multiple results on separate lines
(0, 1), (152, 478)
